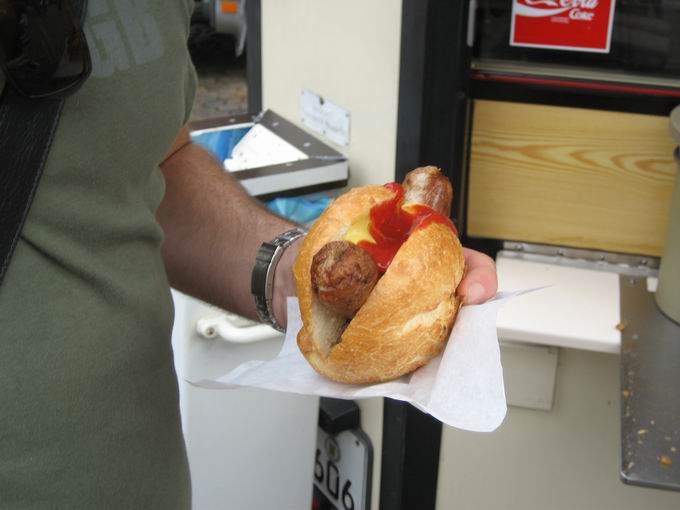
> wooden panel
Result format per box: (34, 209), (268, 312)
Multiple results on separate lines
(468, 101), (677, 256)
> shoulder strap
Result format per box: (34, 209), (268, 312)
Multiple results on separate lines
(0, 91), (65, 283)
(0, 0), (88, 285)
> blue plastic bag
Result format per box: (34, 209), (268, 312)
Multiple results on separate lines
(266, 195), (333, 225)
(191, 126), (251, 162)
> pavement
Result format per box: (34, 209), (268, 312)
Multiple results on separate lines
(191, 61), (248, 121)
(188, 26), (248, 122)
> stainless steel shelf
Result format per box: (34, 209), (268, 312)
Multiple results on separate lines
(620, 275), (680, 492)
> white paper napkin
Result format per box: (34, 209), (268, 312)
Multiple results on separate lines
(190, 291), (533, 432)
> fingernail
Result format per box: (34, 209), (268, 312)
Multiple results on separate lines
(464, 283), (484, 305)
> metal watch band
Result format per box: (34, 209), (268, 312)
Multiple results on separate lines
(251, 227), (307, 332)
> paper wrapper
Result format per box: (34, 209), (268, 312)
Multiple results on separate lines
(190, 291), (529, 432)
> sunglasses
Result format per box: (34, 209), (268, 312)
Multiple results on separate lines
(0, 0), (91, 99)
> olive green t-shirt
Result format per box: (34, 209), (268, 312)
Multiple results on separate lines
(0, 1), (197, 508)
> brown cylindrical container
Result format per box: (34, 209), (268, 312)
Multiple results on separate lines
(655, 106), (680, 323)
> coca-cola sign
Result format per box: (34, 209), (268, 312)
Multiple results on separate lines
(510, 0), (617, 53)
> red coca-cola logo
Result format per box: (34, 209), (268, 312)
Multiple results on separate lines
(516, 0), (599, 21)
(511, 0), (615, 52)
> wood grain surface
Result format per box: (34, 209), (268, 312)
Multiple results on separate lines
(468, 100), (678, 256)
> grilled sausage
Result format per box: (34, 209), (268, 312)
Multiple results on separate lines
(402, 166), (453, 216)
(311, 241), (379, 319)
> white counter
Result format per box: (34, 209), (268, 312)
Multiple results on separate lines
(497, 255), (623, 354)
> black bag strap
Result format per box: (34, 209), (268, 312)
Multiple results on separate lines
(0, 0), (88, 285)
(0, 91), (64, 282)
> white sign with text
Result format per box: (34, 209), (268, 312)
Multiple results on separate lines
(300, 89), (350, 147)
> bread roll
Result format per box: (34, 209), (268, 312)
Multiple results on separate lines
(294, 185), (465, 384)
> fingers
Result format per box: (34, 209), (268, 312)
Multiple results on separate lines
(456, 248), (498, 305)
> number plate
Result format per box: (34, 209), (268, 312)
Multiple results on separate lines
(314, 427), (372, 510)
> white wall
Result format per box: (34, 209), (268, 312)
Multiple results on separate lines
(437, 348), (680, 509)
(261, 0), (403, 187)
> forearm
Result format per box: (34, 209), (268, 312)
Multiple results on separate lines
(157, 141), (298, 323)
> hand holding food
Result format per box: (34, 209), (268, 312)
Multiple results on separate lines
(294, 166), (465, 384)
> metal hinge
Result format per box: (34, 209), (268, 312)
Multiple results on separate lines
(501, 241), (659, 277)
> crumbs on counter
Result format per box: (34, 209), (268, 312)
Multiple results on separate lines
(616, 322), (627, 332)
(660, 455), (673, 466)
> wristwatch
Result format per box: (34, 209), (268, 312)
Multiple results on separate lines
(251, 227), (307, 332)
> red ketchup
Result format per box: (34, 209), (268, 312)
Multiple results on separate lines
(357, 183), (458, 273)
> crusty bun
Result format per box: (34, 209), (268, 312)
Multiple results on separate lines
(294, 185), (465, 384)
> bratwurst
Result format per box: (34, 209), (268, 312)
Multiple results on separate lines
(310, 166), (453, 318)
(402, 166), (453, 217)
(310, 240), (379, 318)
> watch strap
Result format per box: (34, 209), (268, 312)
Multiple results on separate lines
(251, 227), (307, 332)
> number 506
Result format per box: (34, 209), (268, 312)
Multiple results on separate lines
(315, 448), (355, 510)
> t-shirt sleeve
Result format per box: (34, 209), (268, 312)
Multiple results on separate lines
(183, 59), (198, 124)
